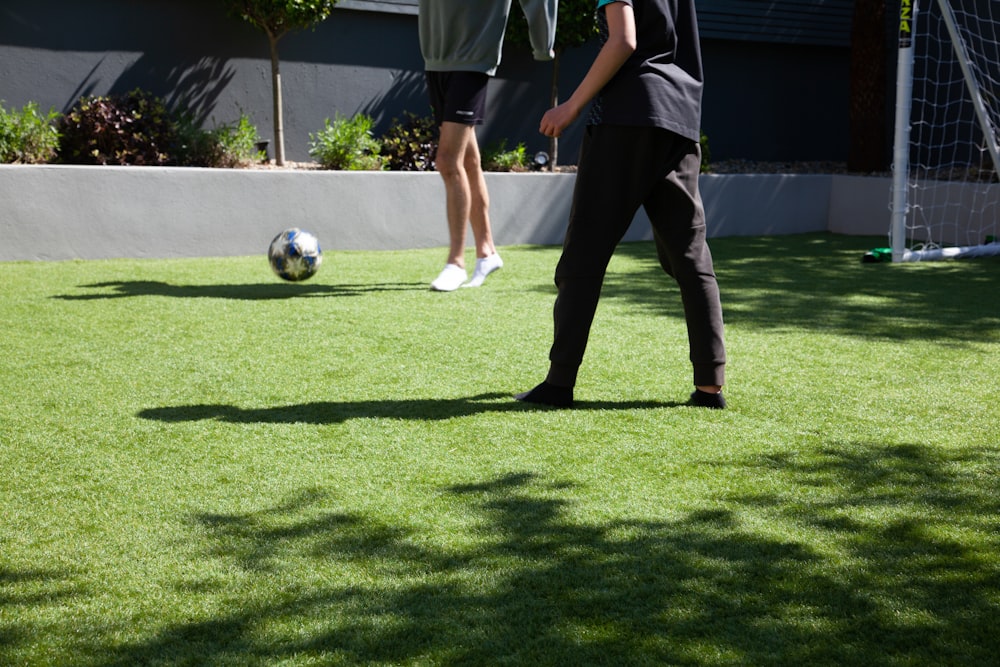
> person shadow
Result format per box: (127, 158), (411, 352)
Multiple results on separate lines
(137, 393), (684, 424)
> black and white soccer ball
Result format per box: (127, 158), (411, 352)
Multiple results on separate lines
(268, 227), (322, 282)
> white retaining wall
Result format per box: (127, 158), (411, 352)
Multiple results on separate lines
(0, 165), (894, 262)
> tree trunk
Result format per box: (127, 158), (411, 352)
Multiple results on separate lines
(549, 52), (560, 169)
(848, 0), (888, 172)
(268, 32), (285, 166)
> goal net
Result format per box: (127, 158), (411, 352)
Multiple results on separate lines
(889, 0), (1000, 261)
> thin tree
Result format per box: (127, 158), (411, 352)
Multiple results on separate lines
(506, 0), (599, 168)
(224, 0), (339, 166)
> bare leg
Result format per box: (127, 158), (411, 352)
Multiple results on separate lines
(436, 122), (496, 267)
(462, 131), (495, 260)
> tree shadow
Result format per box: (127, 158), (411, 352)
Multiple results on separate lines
(356, 69), (432, 136)
(137, 394), (680, 425)
(718, 441), (1000, 659)
(605, 234), (1000, 343)
(53, 280), (425, 301)
(0, 565), (84, 657)
(109, 55), (237, 128)
(58, 53), (236, 124)
(75, 443), (999, 665)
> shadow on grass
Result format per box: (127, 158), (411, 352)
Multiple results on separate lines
(0, 565), (83, 658)
(53, 280), (426, 301)
(45, 443), (998, 666)
(49, 235), (1000, 342)
(582, 234), (1000, 342)
(137, 393), (682, 424)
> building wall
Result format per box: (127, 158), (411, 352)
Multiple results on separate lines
(0, 0), (857, 165)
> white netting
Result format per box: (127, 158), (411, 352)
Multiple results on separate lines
(891, 0), (1000, 260)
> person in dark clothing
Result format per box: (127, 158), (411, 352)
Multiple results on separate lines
(516, 0), (727, 408)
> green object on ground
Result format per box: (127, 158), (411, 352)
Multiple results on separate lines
(862, 246), (893, 262)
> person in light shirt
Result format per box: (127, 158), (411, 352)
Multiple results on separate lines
(418, 0), (557, 291)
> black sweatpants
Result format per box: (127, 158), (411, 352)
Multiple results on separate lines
(545, 124), (727, 389)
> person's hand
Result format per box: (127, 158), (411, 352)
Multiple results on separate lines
(539, 102), (580, 138)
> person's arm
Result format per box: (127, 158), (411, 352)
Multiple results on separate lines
(539, 1), (636, 138)
(518, 0), (558, 61)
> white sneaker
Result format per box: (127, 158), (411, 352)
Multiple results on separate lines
(464, 253), (503, 287)
(430, 263), (467, 292)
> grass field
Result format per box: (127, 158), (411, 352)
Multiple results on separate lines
(2, 233), (998, 666)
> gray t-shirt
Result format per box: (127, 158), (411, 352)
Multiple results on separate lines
(588, 0), (704, 142)
(418, 0), (557, 76)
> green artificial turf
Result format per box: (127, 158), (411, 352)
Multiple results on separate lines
(1, 233), (998, 665)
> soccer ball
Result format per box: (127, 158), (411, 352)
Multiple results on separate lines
(268, 227), (322, 282)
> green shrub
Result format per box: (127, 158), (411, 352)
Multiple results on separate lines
(482, 139), (529, 172)
(57, 89), (179, 166)
(178, 113), (265, 168)
(213, 115), (266, 167)
(0, 101), (60, 164)
(380, 112), (437, 171)
(174, 115), (217, 167)
(309, 114), (385, 170)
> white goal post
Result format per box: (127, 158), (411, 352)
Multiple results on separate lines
(889, 0), (1000, 261)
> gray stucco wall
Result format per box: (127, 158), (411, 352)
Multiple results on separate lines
(0, 0), (853, 165)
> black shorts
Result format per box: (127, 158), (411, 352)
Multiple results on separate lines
(425, 71), (489, 127)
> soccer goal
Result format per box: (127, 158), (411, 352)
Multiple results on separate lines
(889, 0), (1000, 261)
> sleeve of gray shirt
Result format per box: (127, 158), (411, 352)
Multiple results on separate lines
(419, 0), (557, 73)
(518, 0), (558, 61)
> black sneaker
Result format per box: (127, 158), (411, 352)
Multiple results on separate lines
(689, 389), (726, 409)
(514, 381), (574, 408)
